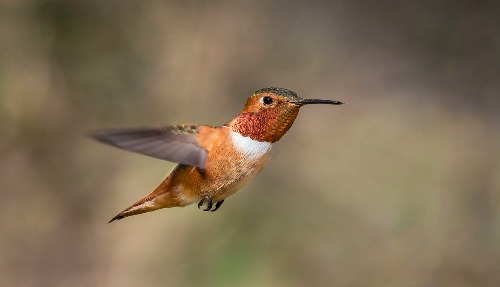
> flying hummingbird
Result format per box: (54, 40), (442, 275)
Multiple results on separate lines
(93, 87), (344, 222)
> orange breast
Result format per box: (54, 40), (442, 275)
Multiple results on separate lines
(166, 126), (272, 203)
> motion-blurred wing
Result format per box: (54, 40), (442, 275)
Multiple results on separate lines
(91, 125), (207, 169)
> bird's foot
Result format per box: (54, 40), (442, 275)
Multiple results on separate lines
(211, 200), (224, 212)
(198, 195), (213, 211)
(197, 196), (224, 212)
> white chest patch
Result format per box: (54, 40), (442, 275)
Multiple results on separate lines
(230, 131), (272, 160)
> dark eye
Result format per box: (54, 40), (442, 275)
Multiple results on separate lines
(261, 96), (274, 105)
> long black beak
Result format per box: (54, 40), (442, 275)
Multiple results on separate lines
(293, 99), (345, 106)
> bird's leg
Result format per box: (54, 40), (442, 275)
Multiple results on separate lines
(203, 196), (213, 211)
(197, 195), (213, 211)
(211, 200), (224, 212)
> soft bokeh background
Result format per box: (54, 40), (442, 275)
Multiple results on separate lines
(1, 1), (499, 286)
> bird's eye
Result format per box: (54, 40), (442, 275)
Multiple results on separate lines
(261, 96), (274, 105)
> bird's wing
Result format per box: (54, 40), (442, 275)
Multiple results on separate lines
(91, 125), (208, 169)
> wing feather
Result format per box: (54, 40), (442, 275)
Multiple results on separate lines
(91, 125), (207, 169)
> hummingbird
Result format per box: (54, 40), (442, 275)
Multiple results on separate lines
(92, 87), (344, 222)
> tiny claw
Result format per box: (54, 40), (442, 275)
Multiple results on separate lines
(211, 200), (224, 212)
(197, 198), (204, 209)
(198, 195), (213, 211)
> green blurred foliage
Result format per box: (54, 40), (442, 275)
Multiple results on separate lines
(0, 1), (499, 286)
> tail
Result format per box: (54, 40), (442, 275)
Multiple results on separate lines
(109, 176), (184, 223)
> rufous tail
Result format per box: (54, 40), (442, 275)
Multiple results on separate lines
(109, 176), (182, 223)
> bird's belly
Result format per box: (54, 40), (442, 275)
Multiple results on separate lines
(211, 158), (268, 200)
(203, 135), (272, 201)
(173, 130), (272, 203)
(171, 159), (267, 205)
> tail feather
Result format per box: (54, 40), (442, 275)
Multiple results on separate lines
(108, 176), (182, 223)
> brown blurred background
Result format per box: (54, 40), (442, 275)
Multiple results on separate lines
(1, 1), (499, 286)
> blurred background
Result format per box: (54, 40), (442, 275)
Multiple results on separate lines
(1, 0), (499, 286)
